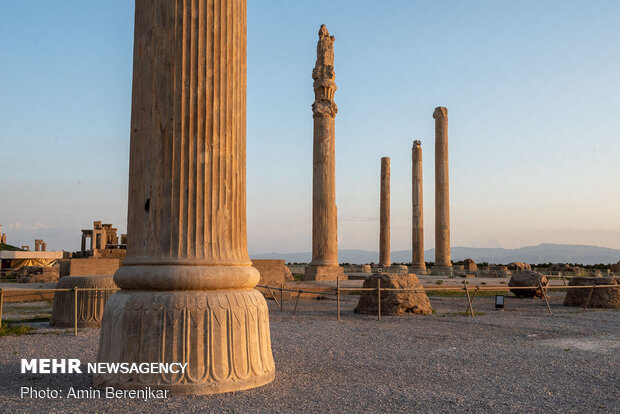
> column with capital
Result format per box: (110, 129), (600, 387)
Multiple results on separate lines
(304, 25), (344, 281)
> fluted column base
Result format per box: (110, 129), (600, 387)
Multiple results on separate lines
(303, 265), (344, 281)
(95, 289), (275, 395)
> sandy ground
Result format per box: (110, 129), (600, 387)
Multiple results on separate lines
(0, 294), (618, 413)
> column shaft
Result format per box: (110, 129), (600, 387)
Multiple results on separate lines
(433, 107), (451, 269)
(379, 157), (390, 267)
(412, 140), (426, 271)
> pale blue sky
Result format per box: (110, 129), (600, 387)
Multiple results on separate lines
(1, 1), (619, 253)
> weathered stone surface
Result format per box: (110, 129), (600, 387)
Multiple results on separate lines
(389, 265), (409, 274)
(379, 157), (390, 267)
(252, 259), (293, 287)
(96, 289), (274, 395)
(355, 273), (432, 316)
(563, 276), (620, 308)
(411, 140), (426, 272)
(550, 263), (580, 273)
(611, 261), (620, 273)
(304, 264), (345, 281)
(96, 0), (274, 395)
(307, 24), (342, 281)
(59, 258), (120, 277)
(433, 107), (451, 272)
(15, 266), (59, 283)
(463, 258), (478, 272)
(50, 275), (117, 328)
(508, 271), (548, 298)
(284, 265), (294, 281)
(508, 262), (531, 271)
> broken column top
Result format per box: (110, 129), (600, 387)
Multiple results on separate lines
(413, 140), (422, 148)
(316, 24), (335, 66)
(312, 24), (337, 118)
(433, 107), (448, 119)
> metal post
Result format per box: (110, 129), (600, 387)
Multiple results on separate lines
(267, 287), (281, 310)
(539, 280), (552, 315)
(464, 281), (474, 316)
(583, 287), (594, 312)
(377, 278), (381, 321)
(0, 288), (3, 330)
(336, 277), (341, 321)
(293, 291), (301, 315)
(73, 287), (78, 336)
(280, 283), (284, 312)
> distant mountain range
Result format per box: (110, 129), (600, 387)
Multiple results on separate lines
(251, 243), (620, 265)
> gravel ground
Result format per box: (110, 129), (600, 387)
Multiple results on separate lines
(0, 294), (618, 413)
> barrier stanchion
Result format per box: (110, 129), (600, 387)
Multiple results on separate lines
(336, 277), (341, 321)
(377, 279), (381, 321)
(539, 280), (553, 315)
(464, 282), (474, 316)
(583, 287), (594, 312)
(293, 291), (301, 315)
(280, 283), (284, 312)
(267, 287), (281, 310)
(73, 287), (78, 336)
(0, 288), (3, 330)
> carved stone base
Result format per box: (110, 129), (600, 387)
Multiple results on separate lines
(431, 266), (453, 276)
(50, 275), (117, 328)
(94, 289), (275, 395)
(303, 265), (345, 281)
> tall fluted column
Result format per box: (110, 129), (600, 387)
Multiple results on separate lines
(411, 140), (426, 273)
(304, 25), (344, 281)
(433, 107), (452, 274)
(379, 157), (391, 267)
(95, 0), (275, 395)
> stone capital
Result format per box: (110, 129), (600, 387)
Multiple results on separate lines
(312, 100), (338, 118)
(433, 107), (448, 119)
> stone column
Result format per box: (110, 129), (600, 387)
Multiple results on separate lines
(95, 0), (275, 395)
(304, 25), (344, 281)
(433, 107), (452, 274)
(80, 233), (86, 252)
(411, 140), (426, 273)
(379, 157), (390, 267)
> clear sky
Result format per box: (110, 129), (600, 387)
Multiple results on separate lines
(1, 1), (619, 254)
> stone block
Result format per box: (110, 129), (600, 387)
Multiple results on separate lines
(58, 258), (120, 277)
(354, 273), (432, 316)
(508, 271), (548, 298)
(563, 276), (620, 309)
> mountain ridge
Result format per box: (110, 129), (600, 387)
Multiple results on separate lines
(250, 243), (620, 265)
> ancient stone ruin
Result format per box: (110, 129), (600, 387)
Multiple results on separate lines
(463, 258), (478, 273)
(252, 259), (295, 288)
(411, 140), (426, 273)
(78, 221), (126, 259)
(508, 270), (548, 297)
(508, 262), (531, 271)
(15, 265), (59, 283)
(563, 276), (620, 309)
(379, 157), (391, 267)
(95, 0), (275, 395)
(304, 25), (344, 281)
(433, 107), (452, 275)
(50, 275), (117, 327)
(355, 273), (432, 316)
